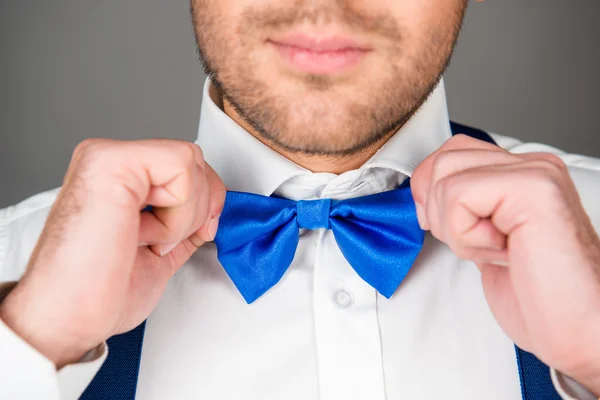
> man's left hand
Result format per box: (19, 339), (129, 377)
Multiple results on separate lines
(411, 134), (600, 395)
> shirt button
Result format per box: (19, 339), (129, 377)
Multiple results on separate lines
(332, 289), (354, 309)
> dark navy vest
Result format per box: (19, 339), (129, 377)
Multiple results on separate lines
(80, 122), (561, 400)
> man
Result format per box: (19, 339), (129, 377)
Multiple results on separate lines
(0, 0), (599, 399)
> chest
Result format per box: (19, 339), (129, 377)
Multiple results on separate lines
(135, 232), (523, 400)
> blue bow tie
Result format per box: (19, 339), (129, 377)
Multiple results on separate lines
(214, 186), (425, 303)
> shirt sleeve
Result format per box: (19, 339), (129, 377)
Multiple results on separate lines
(552, 368), (599, 400)
(0, 281), (107, 400)
(0, 189), (110, 398)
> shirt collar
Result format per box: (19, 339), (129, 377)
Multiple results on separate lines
(195, 78), (452, 197)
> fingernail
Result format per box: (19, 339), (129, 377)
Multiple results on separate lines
(160, 242), (179, 256)
(415, 202), (428, 230)
(491, 260), (509, 267)
(208, 215), (220, 242)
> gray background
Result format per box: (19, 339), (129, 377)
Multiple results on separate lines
(1, 1), (599, 208)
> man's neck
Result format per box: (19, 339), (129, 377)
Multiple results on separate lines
(223, 99), (393, 175)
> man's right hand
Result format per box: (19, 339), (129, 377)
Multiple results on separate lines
(0, 139), (226, 369)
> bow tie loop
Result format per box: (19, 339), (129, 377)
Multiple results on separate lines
(296, 198), (332, 230)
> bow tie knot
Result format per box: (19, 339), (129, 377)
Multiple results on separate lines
(296, 198), (332, 230)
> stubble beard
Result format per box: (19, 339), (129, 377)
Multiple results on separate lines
(190, 1), (467, 157)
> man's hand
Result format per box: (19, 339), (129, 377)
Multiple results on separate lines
(0, 139), (226, 368)
(411, 134), (600, 394)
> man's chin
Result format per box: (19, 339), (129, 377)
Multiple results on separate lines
(257, 117), (388, 155)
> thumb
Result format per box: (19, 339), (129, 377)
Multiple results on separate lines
(190, 163), (227, 245)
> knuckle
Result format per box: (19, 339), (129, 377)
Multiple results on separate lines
(70, 140), (147, 207)
(72, 139), (101, 166)
(72, 138), (115, 170)
(526, 154), (566, 175)
(73, 138), (102, 155)
(526, 167), (563, 197)
(168, 141), (197, 173)
(445, 133), (498, 152)
(448, 133), (473, 146)
(431, 151), (455, 181)
(433, 150), (452, 169)
(539, 153), (568, 172)
(436, 174), (456, 201)
(181, 142), (204, 167)
(183, 141), (197, 159)
(74, 138), (114, 156)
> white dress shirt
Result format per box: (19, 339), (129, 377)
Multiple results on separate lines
(1, 78), (599, 400)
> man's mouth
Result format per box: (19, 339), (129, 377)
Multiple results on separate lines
(267, 34), (372, 75)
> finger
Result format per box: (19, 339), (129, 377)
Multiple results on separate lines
(138, 236), (200, 281)
(429, 159), (572, 264)
(426, 152), (569, 245)
(138, 169), (203, 247)
(140, 167), (226, 272)
(44, 139), (210, 276)
(428, 166), (522, 262)
(461, 218), (508, 252)
(140, 163), (226, 255)
(121, 142), (210, 253)
(145, 162), (208, 256)
(74, 139), (207, 209)
(423, 149), (520, 234)
(411, 134), (506, 227)
(142, 141), (207, 207)
(430, 149), (521, 194)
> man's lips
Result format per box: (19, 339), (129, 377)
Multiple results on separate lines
(267, 34), (372, 74)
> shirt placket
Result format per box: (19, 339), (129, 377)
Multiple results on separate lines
(311, 183), (387, 400)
